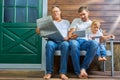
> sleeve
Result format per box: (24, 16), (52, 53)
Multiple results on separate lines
(86, 28), (91, 34)
(69, 18), (81, 31)
(65, 20), (70, 28)
(98, 30), (103, 36)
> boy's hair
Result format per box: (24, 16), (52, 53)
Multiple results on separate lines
(78, 6), (89, 13)
(91, 20), (101, 28)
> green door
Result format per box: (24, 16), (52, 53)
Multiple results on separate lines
(0, 0), (43, 63)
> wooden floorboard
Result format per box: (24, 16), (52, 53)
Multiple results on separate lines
(0, 71), (119, 80)
(0, 78), (119, 80)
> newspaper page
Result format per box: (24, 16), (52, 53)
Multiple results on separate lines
(73, 30), (86, 37)
(36, 16), (64, 41)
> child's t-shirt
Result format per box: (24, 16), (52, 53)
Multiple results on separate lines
(86, 28), (103, 43)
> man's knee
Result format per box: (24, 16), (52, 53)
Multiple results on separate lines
(62, 41), (69, 47)
(46, 41), (55, 48)
(69, 40), (79, 48)
(89, 40), (98, 48)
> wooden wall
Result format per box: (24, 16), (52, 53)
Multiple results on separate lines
(48, 0), (120, 71)
(48, 0), (120, 41)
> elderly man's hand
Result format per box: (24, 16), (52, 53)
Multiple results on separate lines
(36, 28), (40, 34)
(64, 37), (69, 41)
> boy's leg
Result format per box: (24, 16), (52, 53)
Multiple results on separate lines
(100, 44), (107, 61)
(97, 44), (103, 61)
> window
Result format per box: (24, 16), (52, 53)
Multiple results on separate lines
(4, 0), (39, 23)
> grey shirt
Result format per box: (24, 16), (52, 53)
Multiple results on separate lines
(69, 18), (92, 39)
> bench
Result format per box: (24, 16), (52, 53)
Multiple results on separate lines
(54, 39), (114, 76)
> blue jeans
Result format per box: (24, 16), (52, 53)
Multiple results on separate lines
(69, 39), (98, 75)
(45, 40), (69, 74)
(97, 44), (106, 57)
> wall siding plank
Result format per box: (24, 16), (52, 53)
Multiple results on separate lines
(51, 0), (120, 5)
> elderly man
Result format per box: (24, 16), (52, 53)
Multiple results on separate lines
(36, 6), (70, 80)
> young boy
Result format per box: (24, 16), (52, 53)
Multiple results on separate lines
(87, 20), (115, 61)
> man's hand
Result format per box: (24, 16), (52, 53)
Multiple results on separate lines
(64, 34), (78, 40)
(70, 34), (78, 39)
(68, 28), (77, 39)
(36, 28), (40, 34)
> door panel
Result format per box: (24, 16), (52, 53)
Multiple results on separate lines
(0, 0), (43, 63)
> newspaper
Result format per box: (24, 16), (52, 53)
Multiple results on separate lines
(36, 16), (64, 41)
(73, 30), (86, 37)
(91, 36), (102, 38)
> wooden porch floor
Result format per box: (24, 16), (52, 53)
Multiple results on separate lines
(0, 70), (119, 80)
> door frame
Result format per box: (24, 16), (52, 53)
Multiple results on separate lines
(0, 0), (47, 70)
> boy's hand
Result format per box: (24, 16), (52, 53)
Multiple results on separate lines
(109, 34), (115, 39)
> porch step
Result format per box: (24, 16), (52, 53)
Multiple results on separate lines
(0, 78), (116, 80)
(0, 70), (119, 80)
(0, 70), (45, 78)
